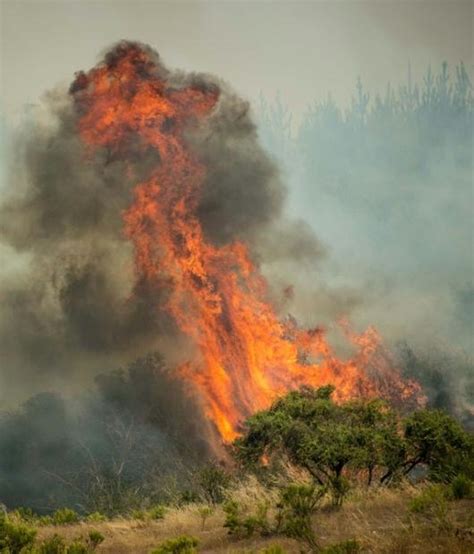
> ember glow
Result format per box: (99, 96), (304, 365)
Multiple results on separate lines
(71, 43), (421, 445)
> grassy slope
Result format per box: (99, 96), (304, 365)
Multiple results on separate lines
(35, 487), (474, 553)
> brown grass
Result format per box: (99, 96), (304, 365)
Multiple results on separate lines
(35, 483), (474, 553)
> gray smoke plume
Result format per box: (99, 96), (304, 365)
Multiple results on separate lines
(0, 41), (325, 405)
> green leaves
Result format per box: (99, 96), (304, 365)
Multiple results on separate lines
(233, 386), (473, 500)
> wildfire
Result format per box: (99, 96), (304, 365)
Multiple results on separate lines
(71, 42), (421, 445)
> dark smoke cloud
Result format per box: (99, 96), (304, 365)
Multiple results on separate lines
(0, 353), (214, 512)
(1, 41), (327, 509)
(0, 40), (324, 404)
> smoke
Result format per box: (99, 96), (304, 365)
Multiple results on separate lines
(256, 66), (474, 419)
(0, 353), (214, 512)
(0, 41), (327, 406)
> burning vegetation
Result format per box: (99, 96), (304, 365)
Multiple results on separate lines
(64, 42), (422, 446)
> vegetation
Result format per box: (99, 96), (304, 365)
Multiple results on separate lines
(233, 386), (473, 507)
(150, 535), (199, 554)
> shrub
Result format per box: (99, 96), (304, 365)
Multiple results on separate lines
(87, 530), (105, 550)
(148, 505), (166, 520)
(450, 474), (473, 500)
(198, 465), (231, 504)
(85, 512), (107, 523)
(0, 513), (37, 553)
(196, 506), (214, 530)
(52, 508), (79, 525)
(276, 484), (324, 551)
(223, 499), (270, 538)
(328, 476), (350, 508)
(130, 509), (147, 520)
(409, 484), (450, 529)
(37, 533), (67, 554)
(150, 535), (199, 554)
(67, 539), (89, 554)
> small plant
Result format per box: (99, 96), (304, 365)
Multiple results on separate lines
(223, 499), (270, 538)
(150, 535), (199, 554)
(0, 513), (37, 552)
(329, 476), (350, 508)
(52, 508), (80, 525)
(196, 505), (214, 530)
(87, 530), (105, 550)
(131, 509), (147, 520)
(148, 505), (166, 520)
(198, 464), (231, 504)
(37, 533), (67, 554)
(450, 474), (472, 500)
(409, 484), (450, 529)
(13, 507), (37, 523)
(38, 515), (54, 526)
(276, 484), (325, 552)
(67, 538), (89, 554)
(85, 512), (107, 523)
(322, 539), (362, 553)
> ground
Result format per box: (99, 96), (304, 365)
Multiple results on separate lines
(35, 487), (474, 553)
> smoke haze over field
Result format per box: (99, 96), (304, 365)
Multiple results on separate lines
(0, 2), (472, 512)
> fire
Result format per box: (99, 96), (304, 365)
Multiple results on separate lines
(71, 43), (421, 445)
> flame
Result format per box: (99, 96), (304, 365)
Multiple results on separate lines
(71, 43), (422, 445)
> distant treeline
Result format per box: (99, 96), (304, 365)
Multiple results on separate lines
(256, 61), (473, 358)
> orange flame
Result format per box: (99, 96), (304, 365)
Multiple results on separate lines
(71, 44), (422, 445)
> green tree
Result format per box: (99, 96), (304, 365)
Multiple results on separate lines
(233, 386), (403, 504)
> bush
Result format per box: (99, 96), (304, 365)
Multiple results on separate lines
(223, 499), (270, 538)
(0, 513), (37, 553)
(85, 512), (107, 523)
(87, 530), (105, 549)
(52, 508), (79, 525)
(151, 535), (199, 554)
(198, 465), (231, 504)
(276, 484), (324, 551)
(196, 506), (213, 530)
(37, 533), (67, 553)
(130, 509), (147, 520)
(450, 474), (473, 500)
(409, 484), (450, 529)
(67, 539), (89, 554)
(148, 505), (166, 520)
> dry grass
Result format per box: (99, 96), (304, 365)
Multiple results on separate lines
(35, 483), (474, 553)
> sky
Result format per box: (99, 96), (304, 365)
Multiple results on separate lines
(1, 0), (472, 126)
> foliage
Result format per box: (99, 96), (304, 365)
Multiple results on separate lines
(234, 386), (403, 502)
(148, 505), (166, 520)
(234, 386), (473, 499)
(450, 474), (472, 500)
(0, 513), (37, 553)
(36, 534), (67, 554)
(196, 506), (214, 530)
(51, 509), (79, 526)
(150, 535), (199, 554)
(87, 531), (104, 550)
(197, 465), (231, 504)
(402, 409), (474, 483)
(275, 484), (325, 551)
(84, 513), (106, 523)
(408, 484), (449, 528)
(223, 500), (271, 538)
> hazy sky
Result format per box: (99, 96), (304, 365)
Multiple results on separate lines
(1, 0), (472, 125)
